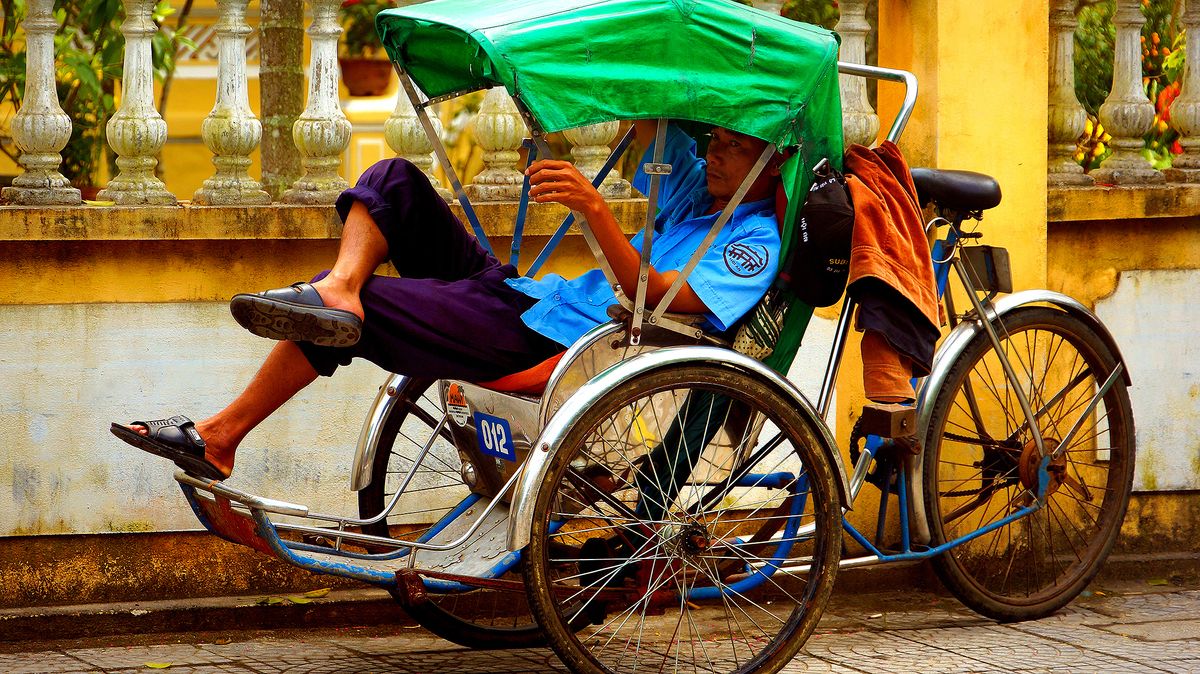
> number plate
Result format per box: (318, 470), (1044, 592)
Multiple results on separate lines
(473, 412), (517, 462)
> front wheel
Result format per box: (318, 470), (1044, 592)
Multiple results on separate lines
(358, 378), (550, 649)
(524, 364), (842, 674)
(923, 306), (1135, 621)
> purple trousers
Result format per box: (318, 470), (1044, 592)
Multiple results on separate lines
(296, 159), (564, 380)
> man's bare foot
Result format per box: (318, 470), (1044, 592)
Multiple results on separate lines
(310, 275), (365, 322)
(126, 419), (235, 478)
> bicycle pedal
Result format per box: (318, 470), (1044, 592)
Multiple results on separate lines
(859, 403), (916, 439)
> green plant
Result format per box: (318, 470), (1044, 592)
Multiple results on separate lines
(0, 0), (190, 187)
(783, 0), (840, 29)
(1073, 0), (1187, 171)
(339, 0), (394, 59)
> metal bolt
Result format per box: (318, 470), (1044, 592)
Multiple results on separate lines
(386, 386), (397, 396)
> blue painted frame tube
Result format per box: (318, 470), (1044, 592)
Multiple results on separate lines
(526, 126), (637, 277)
(689, 472), (808, 601)
(842, 500), (1041, 563)
(510, 141), (538, 269)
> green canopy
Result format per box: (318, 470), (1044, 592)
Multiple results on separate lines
(376, 0), (840, 149)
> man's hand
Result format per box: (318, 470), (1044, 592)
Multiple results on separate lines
(526, 160), (604, 216)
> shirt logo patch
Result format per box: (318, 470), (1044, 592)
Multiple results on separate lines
(723, 243), (770, 278)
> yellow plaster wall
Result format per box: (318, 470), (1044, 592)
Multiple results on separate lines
(835, 1), (1050, 541)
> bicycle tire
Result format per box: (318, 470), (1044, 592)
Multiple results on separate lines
(358, 378), (551, 649)
(922, 306), (1135, 621)
(524, 363), (841, 674)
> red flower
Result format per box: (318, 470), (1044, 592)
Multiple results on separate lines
(1172, 140), (1184, 155)
(1158, 81), (1182, 122)
(341, 0), (361, 6)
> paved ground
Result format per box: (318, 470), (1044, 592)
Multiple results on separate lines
(1, 582), (1197, 673)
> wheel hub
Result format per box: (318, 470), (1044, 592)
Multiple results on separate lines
(663, 523), (711, 558)
(1018, 436), (1064, 495)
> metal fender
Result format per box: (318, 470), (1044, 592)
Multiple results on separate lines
(506, 345), (851, 551)
(907, 289), (1132, 545)
(350, 373), (410, 491)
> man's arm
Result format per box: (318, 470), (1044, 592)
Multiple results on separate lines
(526, 159), (708, 314)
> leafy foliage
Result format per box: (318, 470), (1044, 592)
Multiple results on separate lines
(0, 0), (190, 185)
(782, 0), (840, 29)
(339, 0), (394, 59)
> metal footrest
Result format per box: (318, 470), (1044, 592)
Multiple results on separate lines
(174, 471), (520, 592)
(412, 497), (517, 580)
(177, 472), (406, 588)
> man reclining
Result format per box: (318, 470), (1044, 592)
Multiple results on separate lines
(112, 123), (784, 480)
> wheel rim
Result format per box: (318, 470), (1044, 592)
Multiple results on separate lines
(931, 316), (1132, 607)
(531, 369), (839, 674)
(359, 385), (546, 644)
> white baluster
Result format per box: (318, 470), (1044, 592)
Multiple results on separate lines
(1092, 0), (1165, 184)
(1048, 0), (1094, 185)
(194, 0), (271, 205)
(837, 0), (880, 147)
(385, 95), (452, 200)
(2, 0), (79, 205)
(283, 0), (352, 204)
(97, 0), (176, 205)
(564, 122), (631, 199)
(1166, 0), (1200, 182)
(466, 88), (526, 201)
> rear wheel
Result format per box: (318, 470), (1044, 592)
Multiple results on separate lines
(358, 378), (549, 649)
(923, 307), (1135, 621)
(524, 364), (841, 674)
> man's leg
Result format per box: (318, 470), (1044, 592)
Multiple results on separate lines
(306, 199), (385, 323)
(128, 341), (317, 477)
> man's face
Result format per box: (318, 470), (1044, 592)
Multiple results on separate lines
(704, 127), (776, 203)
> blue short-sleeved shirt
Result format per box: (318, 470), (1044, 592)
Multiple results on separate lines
(506, 125), (780, 348)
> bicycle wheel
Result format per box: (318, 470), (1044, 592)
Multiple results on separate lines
(358, 378), (549, 649)
(524, 364), (841, 674)
(923, 306), (1135, 621)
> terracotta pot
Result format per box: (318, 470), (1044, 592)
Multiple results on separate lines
(339, 57), (395, 97)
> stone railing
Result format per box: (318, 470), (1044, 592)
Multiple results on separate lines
(1049, 0), (1200, 186)
(2, 0), (881, 209)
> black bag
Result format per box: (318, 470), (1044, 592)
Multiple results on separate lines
(779, 158), (854, 307)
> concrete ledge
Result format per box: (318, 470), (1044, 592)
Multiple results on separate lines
(1048, 183), (1200, 223)
(0, 200), (646, 241)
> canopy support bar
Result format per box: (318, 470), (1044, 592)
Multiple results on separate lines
(510, 94), (624, 299)
(630, 119), (669, 345)
(395, 66), (493, 255)
(647, 143), (776, 326)
(526, 126), (636, 277)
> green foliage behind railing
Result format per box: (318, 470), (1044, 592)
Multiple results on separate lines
(0, 0), (191, 188)
(1074, 0), (1185, 170)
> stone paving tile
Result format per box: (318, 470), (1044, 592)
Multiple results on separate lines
(317, 632), (453, 655)
(108, 662), (260, 666)
(1153, 660), (1200, 673)
(1013, 620), (1200, 662)
(780, 653), (867, 672)
(798, 628), (994, 673)
(198, 639), (361, 662)
(66, 643), (232, 670)
(896, 624), (1168, 673)
(0, 652), (95, 674)
(1084, 589), (1200, 621)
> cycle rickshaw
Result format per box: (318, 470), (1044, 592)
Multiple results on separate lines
(172, 2), (1136, 672)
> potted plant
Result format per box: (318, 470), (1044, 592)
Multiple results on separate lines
(339, 0), (396, 97)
